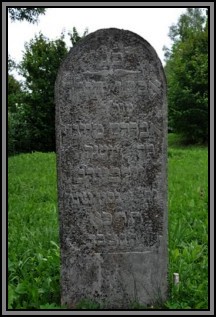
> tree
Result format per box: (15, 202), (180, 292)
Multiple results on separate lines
(68, 27), (88, 46)
(8, 8), (46, 23)
(18, 32), (68, 152)
(8, 56), (32, 155)
(8, 7), (46, 154)
(164, 8), (208, 144)
(8, 57), (22, 113)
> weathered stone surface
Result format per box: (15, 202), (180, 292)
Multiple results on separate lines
(55, 28), (168, 309)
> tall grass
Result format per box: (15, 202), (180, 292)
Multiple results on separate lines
(166, 135), (208, 309)
(8, 153), (61, 309)
(8, 134), (208, 309)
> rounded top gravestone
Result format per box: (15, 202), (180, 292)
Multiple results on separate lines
(55, 28), (167, 309)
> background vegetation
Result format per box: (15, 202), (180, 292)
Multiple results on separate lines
(164, 8), (208, 144)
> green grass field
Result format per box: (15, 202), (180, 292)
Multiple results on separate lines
(8, 134), (208, 309)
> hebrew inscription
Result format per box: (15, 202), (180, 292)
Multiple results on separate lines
(55, 28), (167, 309)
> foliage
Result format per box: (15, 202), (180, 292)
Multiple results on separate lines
(8, 56), (22, 114)
(164, 8), (208, 144)
(8, 8), (46, 24)
(8, 56), (30, 155)
(8, 75), (22, 113)
(8, 56), (17, 71)
(68, 27), (89, 46)
(8, 106), (31, 156)
(17, 33), (68, 152)
(8, 135), (208, 309)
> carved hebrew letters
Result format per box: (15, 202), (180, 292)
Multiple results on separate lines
(59, 82), (161, 248)
(55, 28), (167, 308)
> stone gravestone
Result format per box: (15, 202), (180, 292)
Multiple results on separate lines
(55, 28), (167, 309)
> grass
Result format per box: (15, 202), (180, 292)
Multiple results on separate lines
(166, 135), (208, 309)
(8, 153), (62, 309)
(8, 134), (208, 309)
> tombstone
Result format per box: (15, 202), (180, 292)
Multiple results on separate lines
(55, 28), (167, 309)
